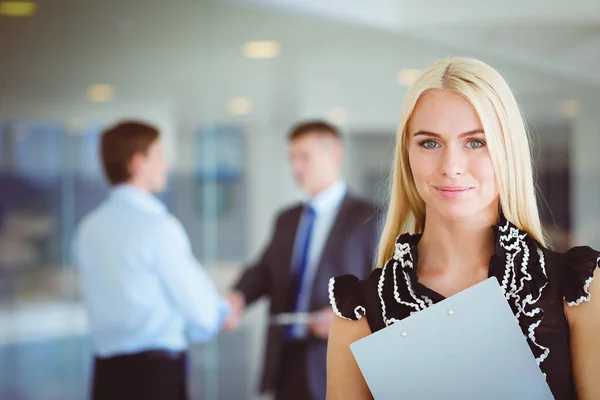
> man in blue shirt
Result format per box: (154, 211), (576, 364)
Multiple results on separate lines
(73, 121), (230, 400)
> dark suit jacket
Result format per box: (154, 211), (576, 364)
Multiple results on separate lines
(234, 192), (379, 399)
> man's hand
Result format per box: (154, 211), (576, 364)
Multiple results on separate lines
(223, 291), (246, 330)
(308, 307), (334, 339)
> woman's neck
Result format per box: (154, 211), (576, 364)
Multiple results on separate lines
(417, 210), (498, 277)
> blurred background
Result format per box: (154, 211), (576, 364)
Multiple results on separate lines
(1, 0), (599, 398)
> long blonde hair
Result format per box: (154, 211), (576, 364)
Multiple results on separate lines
(377, 57), (546, 268)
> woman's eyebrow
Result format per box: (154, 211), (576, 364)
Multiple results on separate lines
(412, 129), (484, 138)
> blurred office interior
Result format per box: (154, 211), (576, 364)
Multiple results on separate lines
(0, 0), (599, 398)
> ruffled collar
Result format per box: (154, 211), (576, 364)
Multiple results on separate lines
(380, 215), (550, 368)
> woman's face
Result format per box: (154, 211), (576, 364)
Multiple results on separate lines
(407, 90), (499, 223)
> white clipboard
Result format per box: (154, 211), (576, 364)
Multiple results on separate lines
(350, 278), (554, 400)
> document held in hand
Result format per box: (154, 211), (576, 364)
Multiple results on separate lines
(350, 278), (554, 400)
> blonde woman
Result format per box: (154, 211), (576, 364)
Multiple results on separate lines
(327, 58), (600, 400)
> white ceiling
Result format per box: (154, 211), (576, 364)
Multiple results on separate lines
(222, 0), (600, 86)
(0, 0), (598, 129)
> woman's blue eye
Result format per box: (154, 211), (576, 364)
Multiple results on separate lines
(467, 139), (486, 149)
(420, 140), (440, 149)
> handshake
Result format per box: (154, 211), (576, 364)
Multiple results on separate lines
(223, 291), (246, 331)
(221, 290), (334, 339)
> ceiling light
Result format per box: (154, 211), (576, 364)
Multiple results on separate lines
(228, 97), (252, 116)
(0, 1), (36, 17)
(87, 84), (114, 103)
(327, 107), (347, 126)
(243, 41), (281, 59)
(561, 100), (581, 118)
(397, 69), (423, 87)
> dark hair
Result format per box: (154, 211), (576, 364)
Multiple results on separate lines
(100, 121), (160, 186)
(288, 120), (341, 142)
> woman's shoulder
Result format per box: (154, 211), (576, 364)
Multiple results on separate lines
(493, 217), (599, 307)
(328, 231), (425, 332)
(329, 268), (383, 322)
(542, 244), (600, 307)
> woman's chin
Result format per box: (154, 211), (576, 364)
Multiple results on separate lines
(431, 203), (491, 223)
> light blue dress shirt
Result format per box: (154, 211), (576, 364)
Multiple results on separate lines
(74, 184), (230, 357)
(290, 180), (347, 338)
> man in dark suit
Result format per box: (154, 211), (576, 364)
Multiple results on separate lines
(225, 120), (379, 400)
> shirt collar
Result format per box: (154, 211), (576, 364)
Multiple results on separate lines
(110, 184), (166, 214)
(308, 181), (347, 215)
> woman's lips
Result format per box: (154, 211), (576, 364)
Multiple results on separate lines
(435, 186), (473, 199)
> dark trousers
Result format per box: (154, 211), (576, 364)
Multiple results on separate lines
(275, 341), (314, 400)
(92, 350), (188, 400)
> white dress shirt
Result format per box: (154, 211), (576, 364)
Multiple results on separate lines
(74, 184), (230, 357)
